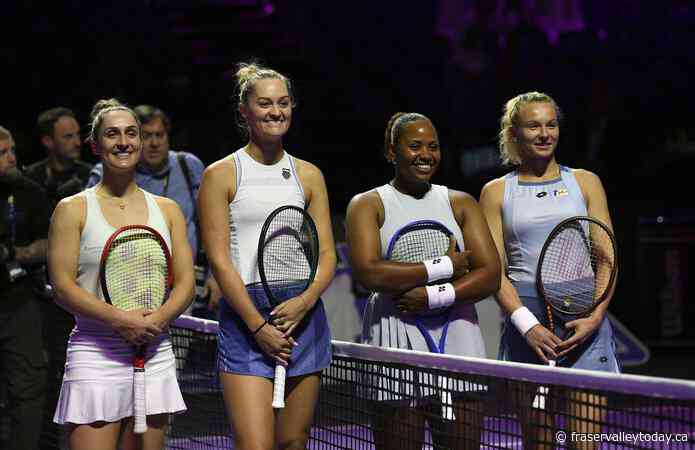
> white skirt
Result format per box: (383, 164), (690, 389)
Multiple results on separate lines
(54, 325), (186, 425)
(360, 292), (487, 404)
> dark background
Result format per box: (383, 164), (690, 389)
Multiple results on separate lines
(2, 0), (695, 376)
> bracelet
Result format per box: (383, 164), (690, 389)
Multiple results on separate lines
(423, 256), (453, 283)
(252, 319), (268, 336)
(510, 306), (540, 336)
(425, 283), (456, 310)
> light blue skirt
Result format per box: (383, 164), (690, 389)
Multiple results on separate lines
(218, 282), (332, 378)
(498, 282), (620, 372)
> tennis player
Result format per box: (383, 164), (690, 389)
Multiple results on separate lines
(479, 91), (619, 449)
(197, 62), (335, 450)
(345, 112), (500, 450)
(48, 99), (194, 450)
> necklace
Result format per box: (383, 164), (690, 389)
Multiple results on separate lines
(96, 186), (128, 210)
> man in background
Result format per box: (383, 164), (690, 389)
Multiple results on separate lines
(24, 107), (91, 450)
(0, 125), (49, 450)
(86, 105), (221, 313)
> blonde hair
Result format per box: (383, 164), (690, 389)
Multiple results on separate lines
(498, 91), (562, 166)
(87, 98), (140, 145)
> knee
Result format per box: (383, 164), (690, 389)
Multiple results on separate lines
(277, 435), (309, 450)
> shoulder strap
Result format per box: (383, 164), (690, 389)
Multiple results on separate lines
(177, 152), (195, 204)
(177, 152), (204, 258)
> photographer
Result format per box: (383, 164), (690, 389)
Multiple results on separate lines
(0, 125), (49, 450)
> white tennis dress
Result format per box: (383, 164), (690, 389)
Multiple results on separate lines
(53, 187), (186, 425)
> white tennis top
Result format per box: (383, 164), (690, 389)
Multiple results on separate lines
(228, 148), (305, 285)
(75, 186), (171, 332)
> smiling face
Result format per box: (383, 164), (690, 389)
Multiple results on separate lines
(388, 119), (440, 186)
(240, 78), (292, 141)
(514, 101), (559, 162)
(96, 109), (142, 173)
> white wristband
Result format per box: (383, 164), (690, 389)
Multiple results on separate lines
(426, 283), (456, 310)
(423, 256), (453, 283)
(510, 306), (540, 336)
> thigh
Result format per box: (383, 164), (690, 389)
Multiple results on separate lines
(220, 372), (275, 450)
(275, 373), (321, 449)
(67, 421), (121, 450)
(119, 413), (169, 450)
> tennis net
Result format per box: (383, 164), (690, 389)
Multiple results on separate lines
(168, 315), (695, 450)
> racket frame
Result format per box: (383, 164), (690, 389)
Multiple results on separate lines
(536, 215), (618, 362)
(99, 224), (173, 434)
(256, 205), (319, 409)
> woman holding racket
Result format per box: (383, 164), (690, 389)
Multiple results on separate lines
(346, 112), (500, 450)
(198, 62), (335, 450)
(479, 91), (619, 449)
(48, 99), (193, 450)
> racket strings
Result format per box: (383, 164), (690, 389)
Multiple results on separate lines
(387, 225), (453, 318)
(540, 220), (616, 316)
(389, 229), (450, 264)
(104, 230), (169, 311)
(261, 209), (318, 284)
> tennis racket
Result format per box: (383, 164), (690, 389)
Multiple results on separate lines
(257, 205), (319, 409)
(100, 225), (172, 433)
(385, 220), (459, 352)
(536, 216), (617, 366)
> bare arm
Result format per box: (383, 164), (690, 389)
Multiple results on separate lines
(558, 170), (617, 352)
(480, 178), (561, 362)
(198, 158), (292, 364)
(447, 190), (500, 302)
(345, 191), (469, 294)
(15, 239), (47, 264)
(147, 198), (195, 328)
(197, 159), (263, 332)
(393, 191), (501, 312)
(48, 197), (161, 344)
(294, 160), (337, 309)
(479, 178), (525, 315)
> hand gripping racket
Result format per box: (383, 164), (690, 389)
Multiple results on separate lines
(258, 205), (319, 408)
(100, 225), (172, 433)
(536, 216), (617, 366)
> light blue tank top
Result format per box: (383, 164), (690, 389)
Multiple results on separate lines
(502, 166), (587, 296)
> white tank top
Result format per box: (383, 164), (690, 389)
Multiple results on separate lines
(375, 183), (465, 257)
(229, 148), (305, 285)
(76, 187), (172, 332)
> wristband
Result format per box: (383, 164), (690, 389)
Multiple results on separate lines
(510, 306), (540, 336)
(426, 283), (456, 310)
(423, 256), (453, 282)
(252, 319), (268, 336)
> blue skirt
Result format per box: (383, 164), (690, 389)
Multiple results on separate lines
(218, 282), (332, 378)
(498, 282), (620, 372)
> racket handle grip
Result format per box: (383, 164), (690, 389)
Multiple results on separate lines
(133, 368), (147, 434)
(272, 364), (287, 409)
(548, 360), (557, 367)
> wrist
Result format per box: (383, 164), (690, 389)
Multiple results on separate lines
(423, 256), (453, 282)
(252, 319), (268, 336)
(425, 283), (456, 310)
(510, 306), (540, 336)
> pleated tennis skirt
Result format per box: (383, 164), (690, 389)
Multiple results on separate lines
(498, 281), (620, 372)
(360, 292), (487, 402)
(218, 282), (332, 378)
(53, 325), (186, 425)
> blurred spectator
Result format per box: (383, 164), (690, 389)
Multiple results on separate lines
(0, 125), (49, 450)
(86, 105), (220, 315)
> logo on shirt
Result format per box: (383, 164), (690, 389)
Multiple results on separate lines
(536, 189), (569, 198)
(282, 168), (291, 179)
